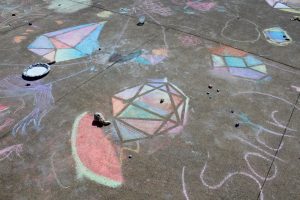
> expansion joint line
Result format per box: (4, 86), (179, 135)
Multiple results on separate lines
(257, 93), (300, 200)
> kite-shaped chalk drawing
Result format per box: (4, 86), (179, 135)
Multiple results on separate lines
(112, 78), (189, 143)
(265, 0), (300, 14)
(263, 27), (292, 46)
(134, 48), (168, 65)
(28, 22), (106, 62)
(209, 46), (268, 80)
(71, 112), (123, 188)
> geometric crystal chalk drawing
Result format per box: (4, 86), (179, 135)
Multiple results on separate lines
(134, 48), (168, 65)
(71, 112), (123, 188)
(209, 46), (269, 80)
(263, 27), (292, 46)
(112, 78), (189, 143)
(28, 22), (106, 62)
(265, 0), (300, 14)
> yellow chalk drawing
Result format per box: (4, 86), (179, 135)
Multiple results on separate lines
(97, 11), (113, 18)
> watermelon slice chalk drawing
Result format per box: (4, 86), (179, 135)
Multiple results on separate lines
(71, 112), (123, 188)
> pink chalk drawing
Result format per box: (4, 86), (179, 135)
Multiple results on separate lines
(186, 1), (216, 11)
(178, 35), (201, 47)
(0, 118), (15, 132)
(112, 78), (189, 143)
(0, 144), (23, 162)
(0, 104), (14, 132)
(139, 0), (174, 16)
(72, 112), (123, 188)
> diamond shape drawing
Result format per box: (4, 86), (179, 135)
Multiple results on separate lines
(27, 22), (106, 62)
(263, 27), (292, 46)
(209, 46), (269, 80)
(112, 78), (189, 143)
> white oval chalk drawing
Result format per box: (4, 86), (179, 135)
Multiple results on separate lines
(221, 18), (260, 43)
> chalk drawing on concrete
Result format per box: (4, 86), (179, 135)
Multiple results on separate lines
(200, 152), (264, 200)
(209, 46), (269, 80)
(265, 0), (300, 14)
(112, 78), (189, 143)
(13, 29), (35, 44)
(186, 1), (216, 11)
(138, 0), (174, 16)
(71, 112), (123, 188)
(50, 152), (70, 188)
(134, 48), (168, 65)
(0, 76), (54, 136)
(0, 144), (23, 162)
(48, 0), (92, 13)
(28, 22), (106, 62)
(0, 104), (15, 132)
(178, 35), (201, 47)
(291, 85), (300, 92)
(97, 11), (113, 18)
(221, 18), (260, 43)
(263, 27), (292, 46)
(182, 166), (190, 200)
(170, 0), (216, 13)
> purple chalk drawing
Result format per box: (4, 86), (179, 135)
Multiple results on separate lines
(0, 75), (54, 135)
(0, 144), (23, 162)
(229, 67), (267, 80)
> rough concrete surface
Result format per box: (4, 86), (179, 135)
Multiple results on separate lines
(0, 0), (299, 199)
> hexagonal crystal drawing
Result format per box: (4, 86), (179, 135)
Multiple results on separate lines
(112, 78), (189, 143)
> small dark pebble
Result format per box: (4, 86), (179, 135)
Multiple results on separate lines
(208, 85), (213, 89)
(235, 123), (240, 128)
(283, 35), (287, 38)
(206, 92), (210, 95)
(28, 22), (32, 26)
(128, 155), (132, 159)
(98, 48), (101, 50)
(217, 89), (220, 92)
(12, 14), (16, 16)
(285, 38), (290, 41)
(160, 99), (164, 104)
(25, 83), (31, 86)
(230, 110), (234, 113)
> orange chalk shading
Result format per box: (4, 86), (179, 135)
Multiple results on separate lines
(13, 36), (26, 43)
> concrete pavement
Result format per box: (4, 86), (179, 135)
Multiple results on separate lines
(0, 0), (299, 199)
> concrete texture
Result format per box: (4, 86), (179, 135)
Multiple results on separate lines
(0, 0), (299, 199)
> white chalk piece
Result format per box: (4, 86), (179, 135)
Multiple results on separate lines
(139, 16), (145, 23)
(23, 63), (50, 78)
(137, 16), (145, 26)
